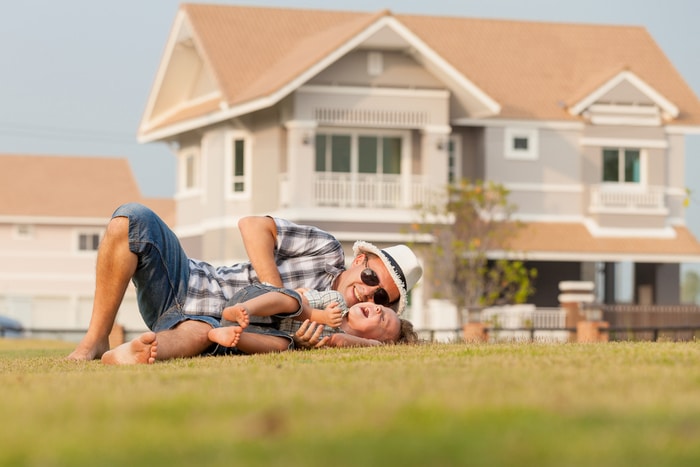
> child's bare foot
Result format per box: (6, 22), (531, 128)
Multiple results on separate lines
(101, 332), (158, 365)
(208, 326), (244, 347)
(222, 304), (250, 329)
(66, 338), (111, 361)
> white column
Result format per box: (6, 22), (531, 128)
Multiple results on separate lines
(420, 125), (452, 203)
(284, 120), (317, 208)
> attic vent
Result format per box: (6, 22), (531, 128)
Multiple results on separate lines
(368, 51), (383, 76)
(315, 108), (429, 127)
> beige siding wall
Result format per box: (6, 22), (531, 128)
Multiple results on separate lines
(483, 126), (584, 218)
(0, 222), (146, 333)
(667, 133), (687, 222)
(309, 50), (442, 88)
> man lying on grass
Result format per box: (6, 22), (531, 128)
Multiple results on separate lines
(70, 202), (422, 364)
(67, 203), (422, 360)
(102, 283), (418, 364)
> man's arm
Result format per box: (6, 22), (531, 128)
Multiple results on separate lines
(238, 216), (283, 286)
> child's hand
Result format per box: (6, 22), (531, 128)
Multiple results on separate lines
(321, 302), (343, 328)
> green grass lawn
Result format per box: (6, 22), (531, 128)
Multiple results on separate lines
(1, 338), (699, 466)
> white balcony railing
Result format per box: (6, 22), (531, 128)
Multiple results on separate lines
(280, 173), (442, 209)
(589, 184), (666, 213)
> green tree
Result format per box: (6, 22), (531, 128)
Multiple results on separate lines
(411, 179), (536, 325)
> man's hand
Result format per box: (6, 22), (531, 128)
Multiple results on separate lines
(293, 320), (330, 349)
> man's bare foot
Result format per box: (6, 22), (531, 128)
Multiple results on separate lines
(222, 304), (250, 329)
(101, 332), (158, 365)
(208, 326), (244, 347)
(66, 338), (111, 361)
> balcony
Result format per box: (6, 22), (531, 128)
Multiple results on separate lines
(280, 173), (441, 210)
(589, 184), (667, 214)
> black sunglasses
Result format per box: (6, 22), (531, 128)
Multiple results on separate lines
(360, 258), (391, 306)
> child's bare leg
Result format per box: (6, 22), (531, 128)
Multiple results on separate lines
(236, 332), (292, 354)
(224, 291), (299, 325)
(208, 325), (244, 347)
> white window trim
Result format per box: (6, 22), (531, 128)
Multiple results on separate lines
(177, 148), (202, 198)
(225, 131), (252, 200)
(504, 127), (539, 160)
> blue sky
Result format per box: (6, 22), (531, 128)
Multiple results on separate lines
(2, 0), (699, 235)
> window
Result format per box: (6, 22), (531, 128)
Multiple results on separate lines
(179, 151), (199, 193)
(78, 232), (100, 251)
(504, 128), (538, 160)
(447, 136), (462, 184)
(602, 148), (641, 183)
(232, 138), (245, 192)
(14, 224), (34, 239)
(315, 132), (403, 176)
(226, 133), (250, 197)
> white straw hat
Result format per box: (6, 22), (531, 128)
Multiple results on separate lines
(352, 241), (423, 315)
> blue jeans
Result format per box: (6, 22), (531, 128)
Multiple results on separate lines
(112, 203), (219, 332)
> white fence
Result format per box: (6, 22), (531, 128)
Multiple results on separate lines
(481, 304), (569, 343)
(419, 302), (570, 343)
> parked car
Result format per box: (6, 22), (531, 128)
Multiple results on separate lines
(0, 315), (23, 338)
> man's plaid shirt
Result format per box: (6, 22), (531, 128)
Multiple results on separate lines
(182, 217), (345, 318)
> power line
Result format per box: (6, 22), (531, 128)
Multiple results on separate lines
(0, 121), (137, 145)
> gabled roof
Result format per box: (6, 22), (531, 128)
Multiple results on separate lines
(0, 154), (174, 224)
(139, 4), (700, 141)
(568, 69), (679, 119)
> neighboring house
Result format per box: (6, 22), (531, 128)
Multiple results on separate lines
(137, 4), (700, 328)
(0, 154), (174, 336)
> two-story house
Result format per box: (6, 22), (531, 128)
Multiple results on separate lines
(137, 4), (700, 327)
(0, 154), (173, 336)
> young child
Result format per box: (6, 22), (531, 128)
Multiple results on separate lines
(207, 283), (416, 351)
